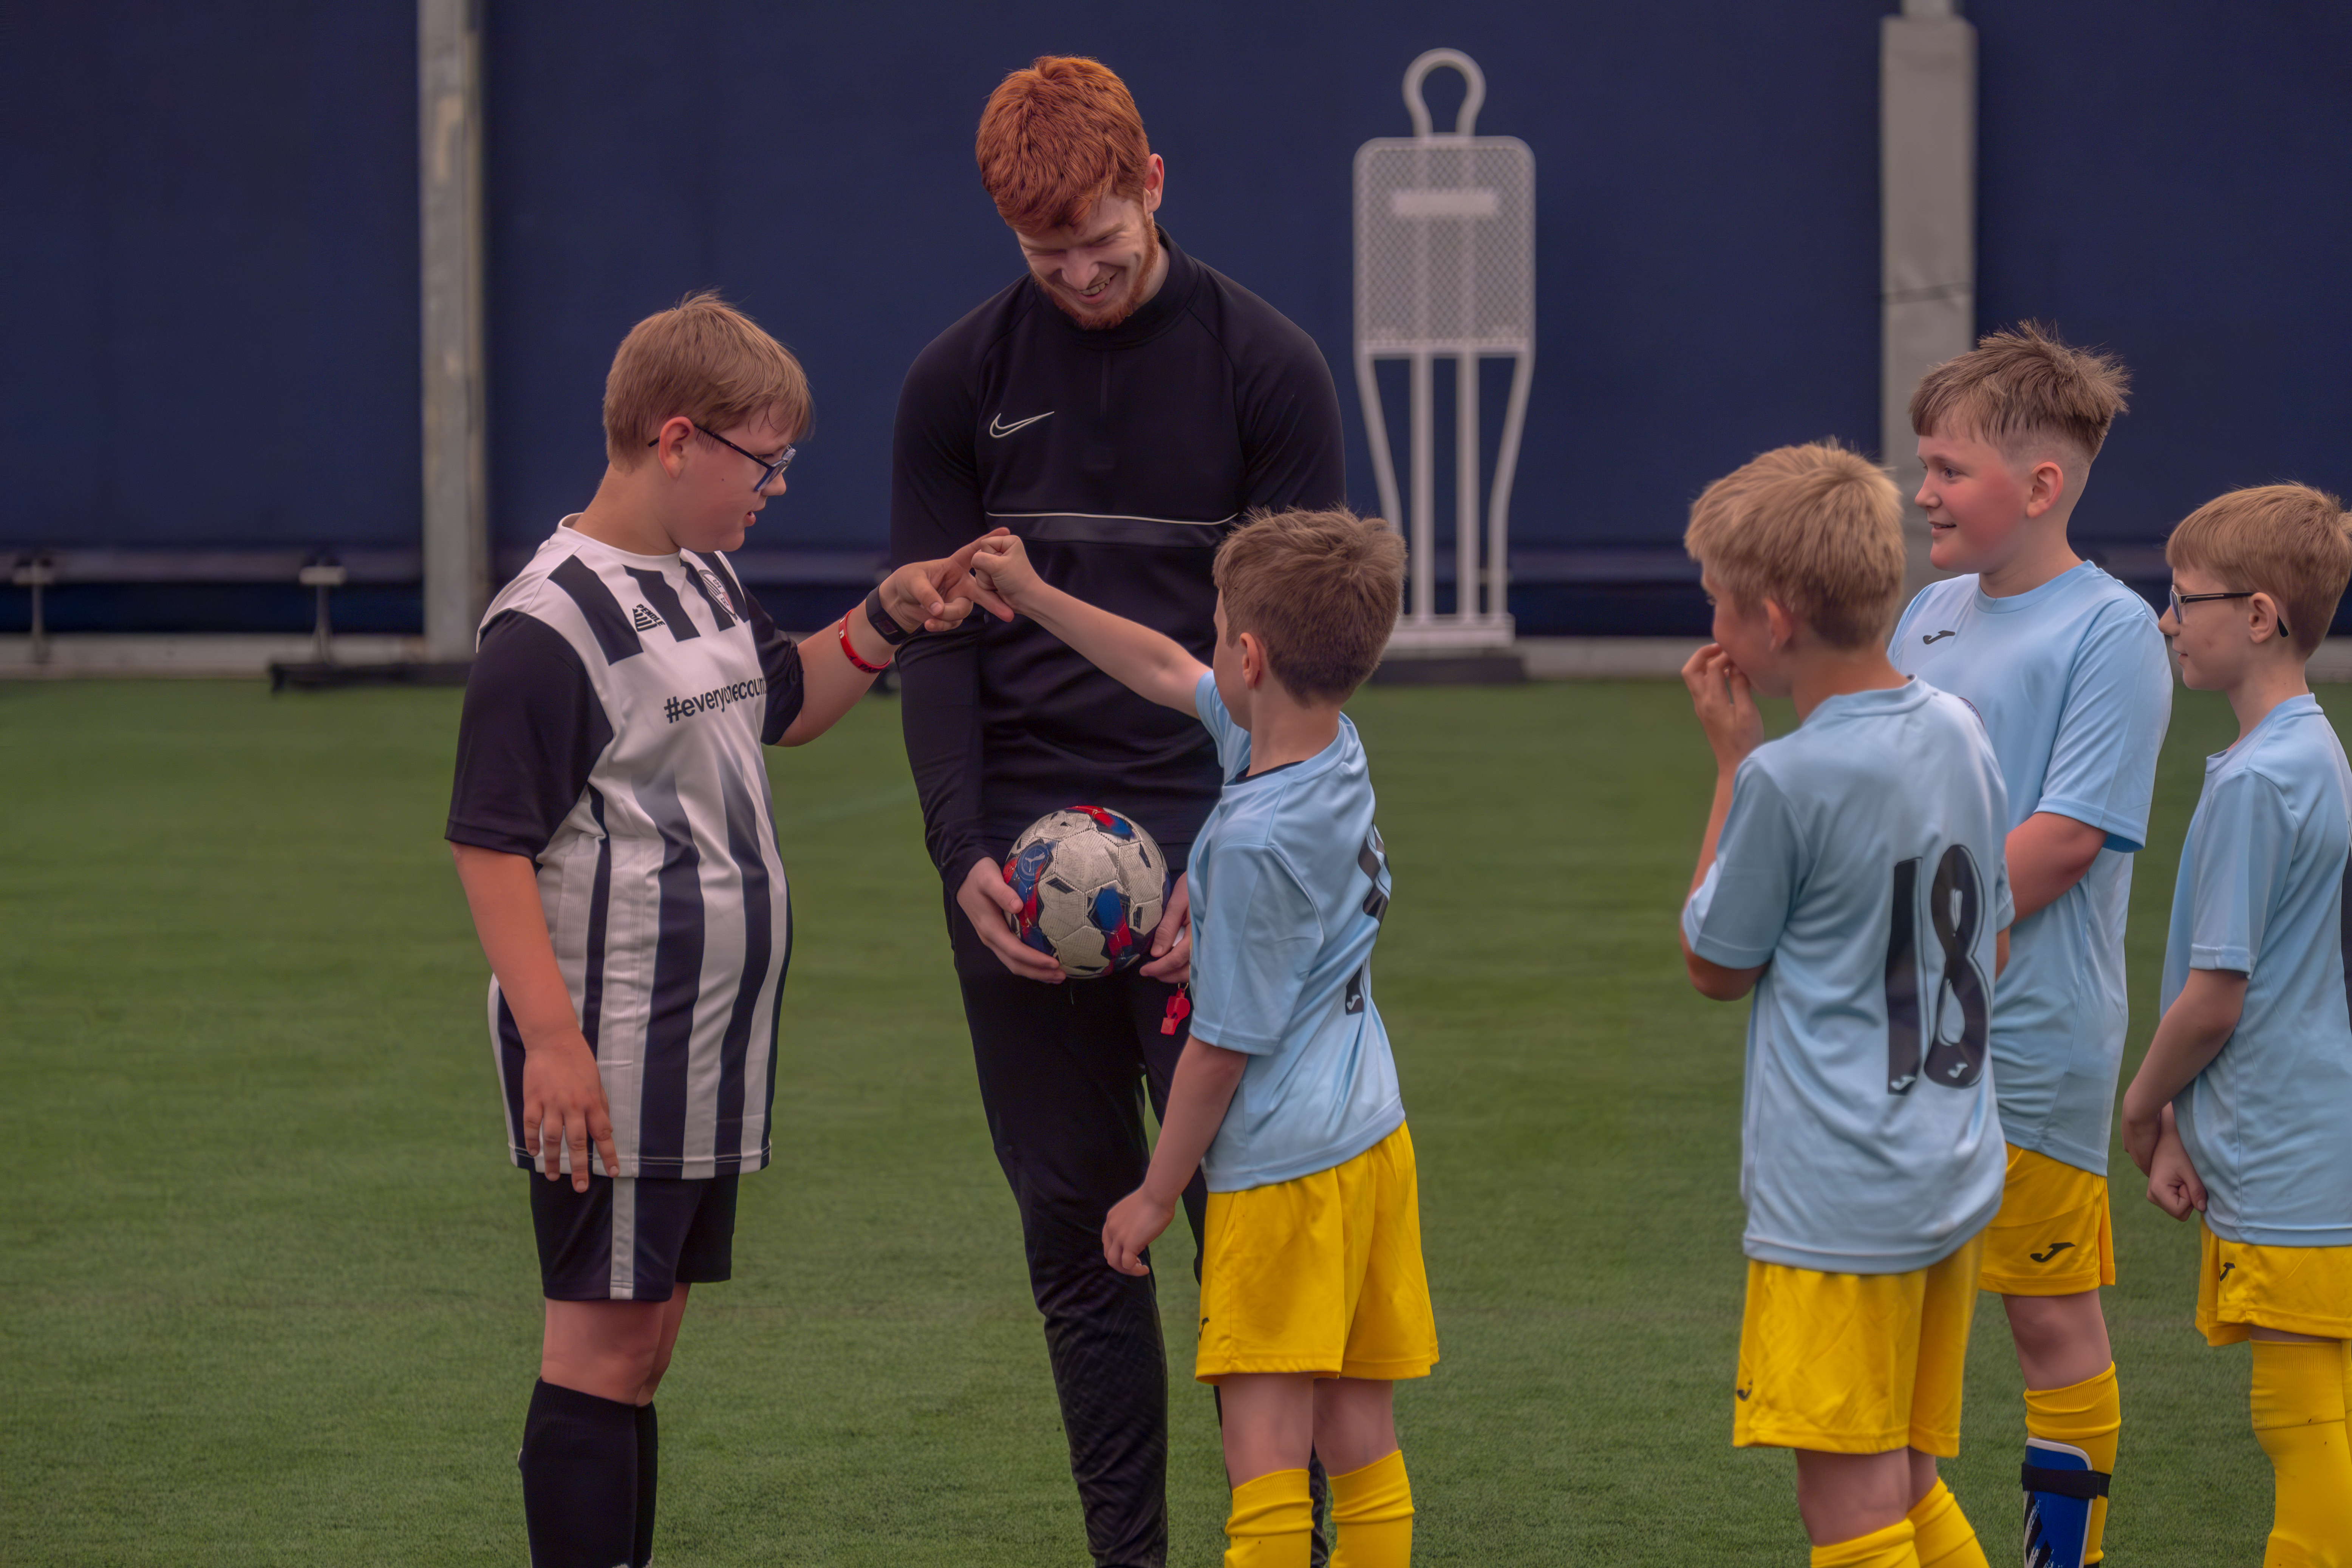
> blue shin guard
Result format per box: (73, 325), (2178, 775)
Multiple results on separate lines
(2022, 1437), (2109, 1568)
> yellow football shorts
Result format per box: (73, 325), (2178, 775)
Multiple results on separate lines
(1977, 1143), (2115, 1296)
(2196, 1219), (2352, 1347)
(1195, 1122), (1439, 1383)
(1734, 1231), (1985, 1456)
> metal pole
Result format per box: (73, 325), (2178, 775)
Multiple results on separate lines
(1357, 349), (1406, 538)
(419, 0), (488, 662)
(1455, 351), (1479, 620)
(1487, 351), (1534, 635)
(1882, 0), (1976, 599)
(1409, 351), (1435, 625)
(14, 557), (54, 665)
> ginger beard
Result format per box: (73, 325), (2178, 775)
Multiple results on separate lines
(1034, 221), (1162, 331)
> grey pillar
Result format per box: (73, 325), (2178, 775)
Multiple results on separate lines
(419, 0), (488, 661)
(1881, 0), (1975, 597)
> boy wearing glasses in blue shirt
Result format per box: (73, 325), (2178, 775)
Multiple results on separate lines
(446, 292), (991, 1568)
(2123, 483), (2352, 1566)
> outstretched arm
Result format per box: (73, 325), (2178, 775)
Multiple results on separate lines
(969, 531), (1207, 714)
(779, 539), (1002, 745)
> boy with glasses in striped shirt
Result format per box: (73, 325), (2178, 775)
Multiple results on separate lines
(447, 292), (991, 1568)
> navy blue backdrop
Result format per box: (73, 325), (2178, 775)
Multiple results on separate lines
(5, 2), (2348, 634)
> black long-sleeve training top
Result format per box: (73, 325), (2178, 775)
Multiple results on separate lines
(890, 229), (1347, 890)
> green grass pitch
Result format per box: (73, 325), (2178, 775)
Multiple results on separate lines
(0, 677), (2285, 1563)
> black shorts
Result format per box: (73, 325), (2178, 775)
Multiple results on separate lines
(527, 1172), (739, 1302)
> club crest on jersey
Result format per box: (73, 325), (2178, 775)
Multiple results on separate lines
(696, 566), (738, 617)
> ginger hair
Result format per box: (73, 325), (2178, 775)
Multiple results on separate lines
(1910, 322), (2131, 461)
(1213, 509), (1406, 704)
(1684, 441), (1906, 649)
(603, 291), (812, 469)
(2165, 483), (2352, 657)
(976, 56), (1152, 235)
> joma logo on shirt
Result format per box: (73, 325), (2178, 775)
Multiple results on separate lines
(663, 677), (766, 724)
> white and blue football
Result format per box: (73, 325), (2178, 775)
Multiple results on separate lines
(1004, 806), (1168, 978)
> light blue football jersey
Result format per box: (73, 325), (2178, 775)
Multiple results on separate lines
(1187, 672), (1406, 1192)
(1890, 563), (2173, 1174)
(2161, 694), (2352, 1247)
(1683, 682), (2013, 1274)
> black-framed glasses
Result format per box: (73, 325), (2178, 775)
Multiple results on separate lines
(649, 422), (796, 492)
(2169, 585), (2289, 638)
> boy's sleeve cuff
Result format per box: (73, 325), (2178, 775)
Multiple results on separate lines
(2032, 795), (2145, 854)
(446, 820), (548, 859)
(1689, 936), (1772, 969)
(1180, 1016), (1278, 1055)
(2188, 944), (2253, 973)
(1683, 898), (1771, 968)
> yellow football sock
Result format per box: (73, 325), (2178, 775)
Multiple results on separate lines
(1810, 1515), (1919, 1568)
(1225, 1467), (1313, 1568)
(1907, 1478), (1989, 1568)
(2249, 1339), (2352, 1568)
(2025, 1362), (2121, 1563)
(1328, 1449), (1413, 1567)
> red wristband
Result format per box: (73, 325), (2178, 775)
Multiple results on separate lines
(838, 614), (891, 674)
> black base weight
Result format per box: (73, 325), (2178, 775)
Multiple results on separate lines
(269, 661), (473, 692)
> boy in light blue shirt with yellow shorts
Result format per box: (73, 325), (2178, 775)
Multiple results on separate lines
(1681, 442), (2012, 1568)
(2122, 483), (2352, 1565)
(1888, 325), (2170, 1567)
(967, 509), (1436, 1568)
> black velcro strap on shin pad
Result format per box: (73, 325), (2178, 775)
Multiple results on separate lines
(2021, 1463), (2111, 1499)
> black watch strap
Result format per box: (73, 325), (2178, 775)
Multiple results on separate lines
(864, 588), (915, 646)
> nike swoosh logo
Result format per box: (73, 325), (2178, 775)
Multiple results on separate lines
(2029, 1241), (2076, 1263)
(1922, 630), (1957, 645)
(1735, 1385), (1751, 1401)
(989, 410), (1054, 438)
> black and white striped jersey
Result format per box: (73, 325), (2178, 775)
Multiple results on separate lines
(447, 519), (805, 1180)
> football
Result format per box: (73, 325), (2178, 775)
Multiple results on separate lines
(1004, 806), (1169, 978)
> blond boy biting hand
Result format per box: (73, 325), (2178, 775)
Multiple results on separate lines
(1679, 442), (2012, 1568)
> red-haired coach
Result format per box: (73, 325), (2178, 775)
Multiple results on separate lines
(889, 55), (1348, 1568)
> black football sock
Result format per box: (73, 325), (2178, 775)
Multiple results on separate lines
(518, 1378), (637, 1568)
(632, 1401), (658, 1568)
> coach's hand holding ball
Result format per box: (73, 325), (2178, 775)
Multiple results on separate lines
(1138, 875), (1189, 985)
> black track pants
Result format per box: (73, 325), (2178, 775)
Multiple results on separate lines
(957, 962), (1208, 1568)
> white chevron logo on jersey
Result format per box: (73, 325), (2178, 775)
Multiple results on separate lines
(631, 603), (663, 631)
